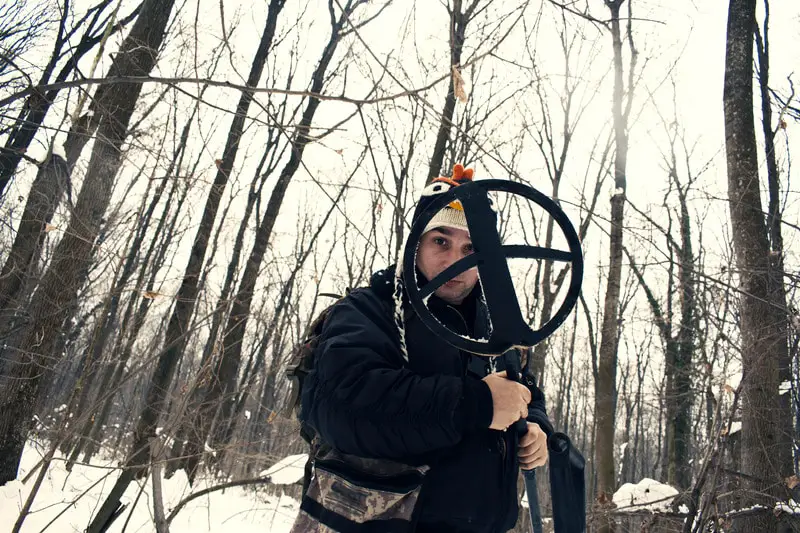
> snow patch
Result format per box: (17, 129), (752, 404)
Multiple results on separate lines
(259, 454), (307, 485)
(0, 479), (24, 502)
(613, 478), (678, 511)
(780, 381), (792, 395)
(52, 142), (67, 160)
(1, 441), (301, 532)
(729, 421), (742, 435)
(725, 372), (742, 391)
(203, 441), (216, 457)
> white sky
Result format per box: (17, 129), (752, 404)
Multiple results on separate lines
(3, 0), (799, 412)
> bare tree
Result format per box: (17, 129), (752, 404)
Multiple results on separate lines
(592, 0), (637, 530)
(723, 0), (793, 530)
(623, 99), (701, 490)
(0, 1), (48, 88)
(0, 0), (141, 197)
(427, 0), (486, 182)
(0, 0), (176, 485)
(182, 0), (377, 481)
(754, 0), (795, 479)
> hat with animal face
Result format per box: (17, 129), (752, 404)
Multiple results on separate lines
(412, 163), (474, 235)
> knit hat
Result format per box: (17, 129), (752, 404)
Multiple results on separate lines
(412, 163), (475, 235)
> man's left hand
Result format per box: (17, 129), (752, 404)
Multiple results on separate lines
(518, 422), (547, 470)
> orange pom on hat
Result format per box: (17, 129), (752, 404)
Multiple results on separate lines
(451, 163), (474, 181)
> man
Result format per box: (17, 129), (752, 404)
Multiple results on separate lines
(297, 164), (550, 532)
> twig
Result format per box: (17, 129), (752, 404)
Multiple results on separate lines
(152, 463), (170, 533)
(0, 74), (446, 110)
(37, 470), (115, 533)
(165, 476), (275, 525)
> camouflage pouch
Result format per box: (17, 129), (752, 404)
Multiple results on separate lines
(290, 446), (429, 533)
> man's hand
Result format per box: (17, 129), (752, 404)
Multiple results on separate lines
(483, 371), (531, 431)
(518, 422), (547, 470)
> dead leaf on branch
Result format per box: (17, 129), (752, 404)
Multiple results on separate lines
(786, 475), (799, 490)
(142, 290), (163, 299)
(452, 65), (468, 103)
(44, 223), (57, 232)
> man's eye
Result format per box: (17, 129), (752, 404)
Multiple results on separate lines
(463, 244), (474, 254)
(434, 237), (447, 246)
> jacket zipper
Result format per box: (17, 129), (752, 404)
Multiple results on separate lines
(448, 304), (511, 532)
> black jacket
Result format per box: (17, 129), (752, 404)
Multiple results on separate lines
(301, 267), (549, 532)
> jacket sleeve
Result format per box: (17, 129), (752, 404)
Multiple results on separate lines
(301, 290), (494, 460)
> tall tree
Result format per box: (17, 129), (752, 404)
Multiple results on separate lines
(723, 0), (792, 530)
(85, 1), (288, 523)
(754, 0), (794, 478)
(624, 106), (699, 490)
(182, 0), (374, 480)
(426, 0), (484, 182)
(594, 1), (636, 531)
(170, 0), (289, 480)
(0, 0), (176, 485)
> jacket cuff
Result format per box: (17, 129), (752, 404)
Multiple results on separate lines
(456, 376), (494, 432)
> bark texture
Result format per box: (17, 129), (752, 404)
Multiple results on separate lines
(724, 0), (791, 530)
(594, 2), (630, 531)
(0, 0), (176, 484)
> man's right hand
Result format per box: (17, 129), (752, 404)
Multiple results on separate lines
(483, 371), (532, 430)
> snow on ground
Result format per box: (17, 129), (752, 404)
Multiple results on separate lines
(0, 441), (301, 533)
(613, 478), (678, 512)
(259, 454), (307, 485)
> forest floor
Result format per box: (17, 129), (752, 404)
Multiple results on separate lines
(0, 440), (301, 532)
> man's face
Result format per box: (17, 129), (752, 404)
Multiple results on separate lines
(416, 226), (478, 305)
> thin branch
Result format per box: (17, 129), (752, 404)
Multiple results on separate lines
(0, 74), (446, 110)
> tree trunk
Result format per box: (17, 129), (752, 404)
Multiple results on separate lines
(0, 0), (176, 485)
(0, 1), (140, 196)
(0, 153), (67, 317)
(152, 0), (287, 483)
(426, 0), (468, 183)
(594, 2), (630, 531)
(183, 3), (360, 480)
(672, 184), (695, 490)
(724, 0), (791, 530)
(754, 5), (794, 478)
